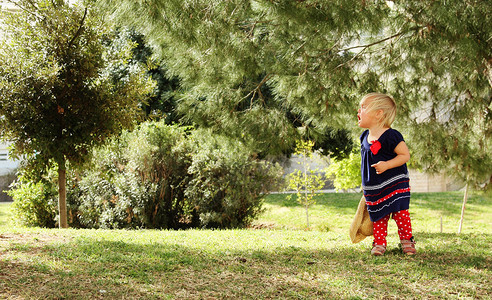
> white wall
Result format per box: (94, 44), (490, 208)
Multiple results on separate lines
(0, 142), (19, 176)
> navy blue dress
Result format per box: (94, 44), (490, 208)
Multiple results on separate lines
(360, 129), (410, 222)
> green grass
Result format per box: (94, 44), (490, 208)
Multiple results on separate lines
(0, 192), (490, 299)
(255, 192), (491, 234)
(0, 202), (10, 227)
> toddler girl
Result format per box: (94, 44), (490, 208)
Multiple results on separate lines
(357, 93), (416, 256)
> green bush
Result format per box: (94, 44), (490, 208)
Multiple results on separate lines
(67, 122), (282, 229)
(10, 122), (284, 229)
(186, 130), (284, 228)
(8, 174), (58, 228)
(326, 152), (361, 192)
(69, 122), (196, 229)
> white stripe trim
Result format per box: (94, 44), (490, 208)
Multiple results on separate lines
(362, 173), (410, 191)
(367, 195), (410, 213)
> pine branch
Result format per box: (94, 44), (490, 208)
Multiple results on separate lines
(240, 73), (272, 109)
(247, 20), (257, 38)
(320, 37), (343, 56)
(339, 28), (414, 53)
(333, 26), (422, 70)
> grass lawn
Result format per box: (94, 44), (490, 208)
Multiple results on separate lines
(0, 192), (490, 299)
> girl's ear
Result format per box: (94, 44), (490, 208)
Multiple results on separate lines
(375, 109), (384, 120)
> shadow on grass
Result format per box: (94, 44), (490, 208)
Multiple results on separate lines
(1, 231), (490, 299)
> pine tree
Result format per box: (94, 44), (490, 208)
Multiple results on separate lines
(373, 1), (491, 188)
(99, 0), (491, 189)
(117, 28), (182, 123)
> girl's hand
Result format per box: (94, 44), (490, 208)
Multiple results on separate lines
(371, 161), (389, 175)
(371, 141), (410, 175)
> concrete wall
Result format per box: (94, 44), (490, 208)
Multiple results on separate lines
(281, 154), (462, 193)
(0, 172), (16, 202)
(0, 143), (19, 202)
(280, 153), (335, 190)
(409, 169), (463, 193)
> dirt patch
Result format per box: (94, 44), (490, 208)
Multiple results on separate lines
(0, 232), (72, 252)
(249, 222), (276, 230)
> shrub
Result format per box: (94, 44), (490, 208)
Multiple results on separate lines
(69, 122), (197, 229)
(8, 174), (58, 228)
(186, 130), (284, 228)
(326, 152), (361, 192)
(10, 121), (284, 229)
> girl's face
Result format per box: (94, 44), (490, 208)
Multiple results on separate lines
(357, 98), (380, 129)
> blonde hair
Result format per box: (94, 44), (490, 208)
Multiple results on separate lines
(360, 93), (397, 127)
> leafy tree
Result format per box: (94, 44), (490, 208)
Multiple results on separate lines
(107, 27), (354, 157)
(100, 0), (490, 189)
(286, 140), (326, 228)
(0, 0), (154, 228)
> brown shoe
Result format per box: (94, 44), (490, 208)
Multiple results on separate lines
(371, 244), (386, 256)
(400, 237), (416, 255)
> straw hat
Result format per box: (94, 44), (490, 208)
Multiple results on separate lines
(349, 195), (373, 243)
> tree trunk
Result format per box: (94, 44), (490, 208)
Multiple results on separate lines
(305, 205), (310, 228)
(58, 159), (68, 228)
(458, 183), (469, 234)
(302, 151), (310, 228)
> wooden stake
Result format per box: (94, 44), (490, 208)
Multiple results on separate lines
(458, 183), (469, 234)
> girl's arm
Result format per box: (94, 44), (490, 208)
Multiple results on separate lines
(371, 141), (410, 174)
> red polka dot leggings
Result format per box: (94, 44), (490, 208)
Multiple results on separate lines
(373, 209), (413, 246)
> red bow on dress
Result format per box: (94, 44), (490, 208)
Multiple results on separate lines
(370, 140), (381, 155)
